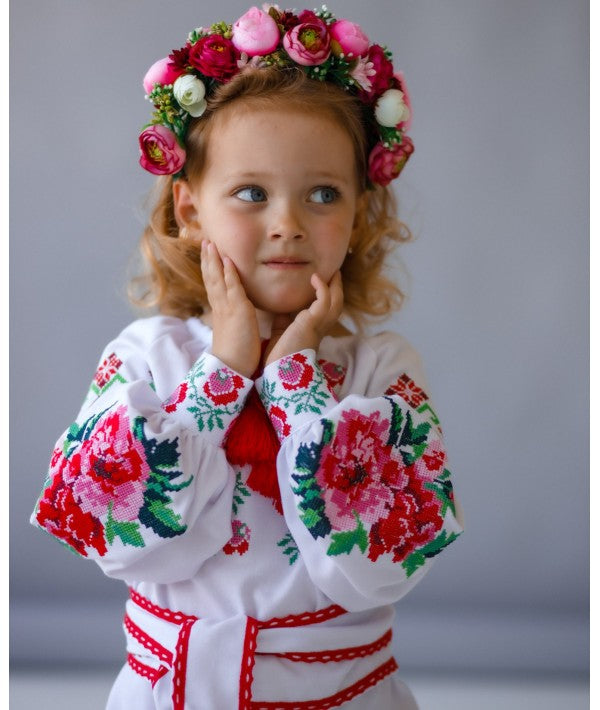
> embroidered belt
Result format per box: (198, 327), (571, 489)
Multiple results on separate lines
(124, 588), (398, 710)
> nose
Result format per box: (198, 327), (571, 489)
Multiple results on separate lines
(268, 200), (305, 240)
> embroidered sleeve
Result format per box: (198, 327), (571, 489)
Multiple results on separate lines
(258, 344), (463, 612)
(31, 336), (253, 584)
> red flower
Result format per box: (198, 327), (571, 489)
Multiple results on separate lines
(169, 44), (191, 72)
(94, 353), (123, 390)
(163, 381), (188, 413)
(357, 44), (394, 103)
(36, 476), (107, 557)
(318, 359), (347, 393)
(223, 519), (251, 555)
(189, 35), (239, 80)
(367, 136), (414, 187)
(269, 405), (291, 439)
(385, 373), (427, 408)
(368, 484), (443, 563)
(203, 368), (245, 405)
(278, 353), (314, 391)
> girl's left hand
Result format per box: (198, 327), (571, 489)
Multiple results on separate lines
(264, 271), (343, 366)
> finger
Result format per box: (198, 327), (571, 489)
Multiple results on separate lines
(201, 241), (228, 305)
(328, 271), (344, 319)
(306, 273), (331, 320)
(221, 256), (248, 300)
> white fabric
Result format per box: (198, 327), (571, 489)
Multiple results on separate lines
(31, 315), (463, 709)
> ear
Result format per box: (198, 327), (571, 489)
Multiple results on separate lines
(172, 179), (201, 231)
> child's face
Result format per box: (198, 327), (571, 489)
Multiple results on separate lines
(175, 105), (360, 316)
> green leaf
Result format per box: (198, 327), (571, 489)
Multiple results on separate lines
(402, 530), (462, 577)
(326, 514), (368, 556)
(110, 520), (145, 548)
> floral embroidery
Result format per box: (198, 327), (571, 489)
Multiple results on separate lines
(291, 398), (459, 576)
(203, 368), (245, 405)
(223, 519), (251, 556)
(185, 356), (246, 431)
(89, 353), (126, 398)
(162, 382), (188, 413)
(232, 471), (251, 516)
(385, 373), (426, 408)
(261, 356), (332, 418)
(277, 531), (300, 565)
(35, 404), (191, 557)
(278, 353), (314, 391)
(269, 405), (291, 439)
(318, 359), (347, 394)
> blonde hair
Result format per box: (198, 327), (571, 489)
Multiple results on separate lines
(130, 67), (411, 328)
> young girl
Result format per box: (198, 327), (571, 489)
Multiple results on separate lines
(32, 6), (463, 708)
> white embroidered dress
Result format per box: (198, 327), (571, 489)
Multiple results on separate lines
(32, 316), (463, 709)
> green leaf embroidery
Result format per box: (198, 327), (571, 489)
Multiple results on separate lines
(401, 530), (462, 577)
(105, 504), (145, 548)
(327, 513), (368, 556)
(277, 532), (299, 566)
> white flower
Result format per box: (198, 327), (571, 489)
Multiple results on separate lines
(374, 88), (410, 127)
(173, 75), (207, 118)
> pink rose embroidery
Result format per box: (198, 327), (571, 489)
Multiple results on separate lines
(139, 124), (186, 176)
(223, 519), (251, 555)
(318, 359), (347, 393)
(203, 368), (245, 405)
(278, 353), (314, 391)
(269, 405), (291, 439)
(69, 406), (150, 522)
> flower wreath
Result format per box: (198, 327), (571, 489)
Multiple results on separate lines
(139, 4), (414, 187)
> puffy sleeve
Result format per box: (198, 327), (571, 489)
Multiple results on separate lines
(256, 334), (464, 612)
(31, 319), (254, 584)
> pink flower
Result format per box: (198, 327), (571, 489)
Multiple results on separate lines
(283, 17), (331, 66)
(269, 405), (291, 439)
(162, 382), (188, 413)
(203, 368), (245, 405)
(139, 124), (186, 176)
(223, 519), (251, 555)
(232, 7), (280, 57)
(143, 57), (185, 94)
(315, 409), (402, 530)
(278, 353), (314, 391)
(367, 136), (414, 186)
(393, 71), (412, 130)
(329, 19), (369, 58)
(189, 34), (239, 80)
(357, 44), (394, 102)
(349, 55), (376, 92)
(69, 406), (151, 522)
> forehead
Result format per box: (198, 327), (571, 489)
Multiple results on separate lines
(204, 103), (357, 177)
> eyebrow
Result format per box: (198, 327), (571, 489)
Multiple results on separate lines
(225, 170), (352, 183)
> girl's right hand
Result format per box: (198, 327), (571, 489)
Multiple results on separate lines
(200, 240), (261, 378)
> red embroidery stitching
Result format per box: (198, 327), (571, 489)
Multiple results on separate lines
(94, 353), (123, 389)
(124, 614), (173, 664)
(239, 617), (260, 710)
(257, 604), (346, 630)
(266, 628), (392, 664)
(127, 653), (169, 688)
(385, 372), (428, 408)
(172, 618), (196, 710)
(249, 657), (398, 710)
(129, 587), (197, 624)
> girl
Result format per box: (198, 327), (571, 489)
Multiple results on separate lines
(32, 6), (463, 709)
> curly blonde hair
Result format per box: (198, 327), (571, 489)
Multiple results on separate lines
(131, 67), (411, 329)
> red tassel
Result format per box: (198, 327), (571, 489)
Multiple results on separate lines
(224, 386), (283, 515)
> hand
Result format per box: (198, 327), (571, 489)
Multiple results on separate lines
(264, 271), (344, 367)
(200, 240), (261, 378)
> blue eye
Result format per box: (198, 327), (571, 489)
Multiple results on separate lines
(310, 187), (340, 204)
(235, 186), (267, 202)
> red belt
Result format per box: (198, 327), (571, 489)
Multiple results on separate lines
(125, 588), (398, 709)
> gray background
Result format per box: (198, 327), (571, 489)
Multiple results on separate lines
(11, 0), (588, 676)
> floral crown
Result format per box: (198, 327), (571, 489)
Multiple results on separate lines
(139, 4), (414, 187)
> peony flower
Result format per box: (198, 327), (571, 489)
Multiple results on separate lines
(232, 7), (280, 57)
(283, 17), (331, 66)
(357, 44), (394, 102)
(367, 136), (414, 186)
(329, 19), (370, 58)
(173, 74), (207, 117)
(189, 34), (239, 80)
(139, 124), (186, 175)
(374, 88), (410, 127)
(143, 57), (185, 94)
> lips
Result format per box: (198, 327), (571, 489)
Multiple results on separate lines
(262, 256), (309, 267)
